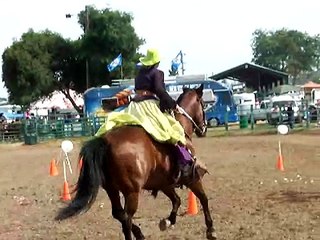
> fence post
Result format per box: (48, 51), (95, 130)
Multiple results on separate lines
(250, 104), (254, 130)
(24, 119), (38, 145)
(92, 116), (97, 135)
(306, 100), (310, 128)
(224, 106), (229, 131)
(317, 107), (320, 127)
(81, 117), (86, 136)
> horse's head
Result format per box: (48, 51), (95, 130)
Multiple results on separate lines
(176, 84), (207, 138)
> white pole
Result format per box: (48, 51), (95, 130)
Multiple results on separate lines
(120, 61), (124, 79)
(65, 152), (73, 175)
(278, 140), (282, 156)
(56, 149), (62, 165)
(63, 159), (67, 182)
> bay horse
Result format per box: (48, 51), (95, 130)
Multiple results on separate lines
(55, 84), (217, 240)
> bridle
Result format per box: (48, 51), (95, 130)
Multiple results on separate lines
(174, 96), (207, 139)
(176, 104), (206, 134)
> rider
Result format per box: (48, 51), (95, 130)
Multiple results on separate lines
(133, 48), (195, 178)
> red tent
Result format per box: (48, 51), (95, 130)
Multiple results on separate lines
(302, 81), (320, 89)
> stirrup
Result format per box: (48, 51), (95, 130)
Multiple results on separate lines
(180, 162), (197, 181)
(180, 164), (192, 177)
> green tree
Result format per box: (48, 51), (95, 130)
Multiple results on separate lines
(77, 6), (144, 89)
(312, 34), (320, 70)
(2, 29), (76, 108)
(251, 28), (320, 84)
(2, 6), (144, 112)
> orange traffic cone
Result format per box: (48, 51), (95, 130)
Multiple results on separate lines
(187, 191), (198, 215)
(49, 159), (59, 176)
(61, 181), (71, 201)
(277, 154), (284, 171)
(78, 157), (83, 172)
(277, 140), (284, 171)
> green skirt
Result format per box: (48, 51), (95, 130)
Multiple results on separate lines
(95, 99), (186, 145)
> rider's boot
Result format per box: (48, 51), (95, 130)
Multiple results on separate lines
(175, 145), (195, 179)
(175, 145), (208, 180)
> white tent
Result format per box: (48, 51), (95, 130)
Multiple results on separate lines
(31, 90), (83, 110)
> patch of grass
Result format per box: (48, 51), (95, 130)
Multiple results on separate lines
(205, 124), (313, 138)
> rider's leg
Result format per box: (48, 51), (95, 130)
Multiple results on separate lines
(174, 144), (195, 177)
(174, 143), (208, 178)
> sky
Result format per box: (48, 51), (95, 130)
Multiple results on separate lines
(1, 0), (320, 98)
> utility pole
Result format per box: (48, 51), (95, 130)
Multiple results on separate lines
(66, 6), (90, 90)
(85, 6), (90, 89)
(180, 51), (185, 75)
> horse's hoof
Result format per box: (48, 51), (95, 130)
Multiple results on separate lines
(159, 219), (171, 231)
(136, 237), (145, 240)
(206, 231), (217, 240)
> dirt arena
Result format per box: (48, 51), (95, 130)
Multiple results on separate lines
(0, 131), (319, 240)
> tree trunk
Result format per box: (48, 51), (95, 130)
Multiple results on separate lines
(60, 88), (83, 115)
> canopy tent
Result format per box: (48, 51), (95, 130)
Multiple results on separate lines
(302, 81), (320, 89)
(301, 81), (320, 95)
(31, 90), (84, 110)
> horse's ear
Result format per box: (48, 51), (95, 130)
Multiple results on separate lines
(196, 84), (204, 97)
(183, 87), (189, 93)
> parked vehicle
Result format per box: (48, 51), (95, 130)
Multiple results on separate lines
(233, 93), (255, 107)
(0, 112), (24, 123)
(249, 99), (271, 122)
(266, 95), (302, 125)
(311, 89), (320, 105)
(165, 76), (238, 127)
(302, 104), (319, 121)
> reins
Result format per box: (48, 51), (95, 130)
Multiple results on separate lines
(175, 105), (205, 134)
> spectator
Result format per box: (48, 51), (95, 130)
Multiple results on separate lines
(25, 109), (31, 119)
(287, 103), (294, 129)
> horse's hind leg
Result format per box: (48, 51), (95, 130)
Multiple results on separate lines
(159, 187), (181, 231)
(188, 180), (217, 240)
(104, 186), (144, 240)
(123, 191), (144, 240)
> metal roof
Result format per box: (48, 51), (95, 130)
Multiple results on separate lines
(209, 63), (289, 91)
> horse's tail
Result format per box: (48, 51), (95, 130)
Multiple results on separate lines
(55, 137), (108, 221)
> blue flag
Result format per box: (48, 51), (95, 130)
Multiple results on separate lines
(171, 51), (182, 72)
(107, 53), (122, 72)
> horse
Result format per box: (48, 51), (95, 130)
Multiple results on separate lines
(55, 84), (217, 240)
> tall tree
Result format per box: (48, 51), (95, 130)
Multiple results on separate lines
(2, 29), (74, 108)
(2, 6), (145, 111)
(312, 34), (320, 70)
(251, 28), (320, 84)
(77, 6), (144, 89)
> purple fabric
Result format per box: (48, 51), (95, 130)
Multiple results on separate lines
(175, 145), (193, 165)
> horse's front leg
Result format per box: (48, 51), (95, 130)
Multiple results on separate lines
(188, 180), (217, 240)
(159, 187), (181, 231)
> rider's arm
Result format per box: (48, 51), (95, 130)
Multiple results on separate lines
(153, 70), (177, 112)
